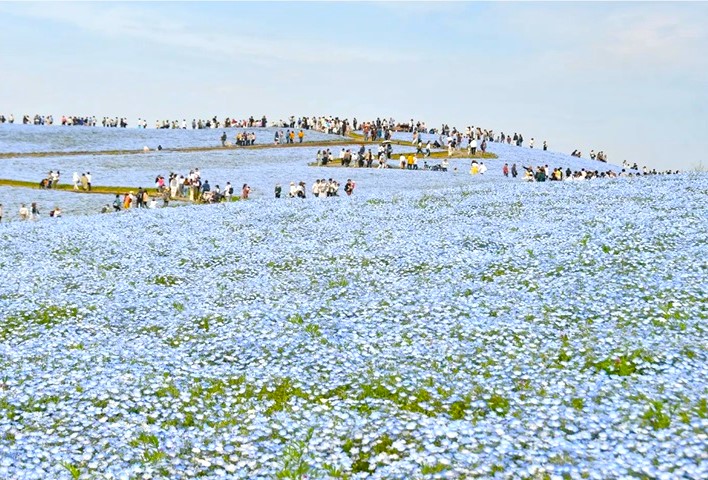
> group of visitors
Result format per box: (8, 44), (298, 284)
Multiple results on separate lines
(12, 115), (54, 125)
(589, 150), (608, 162)
(59, 116), (96, 126)
(148, 116), (270, 130)
(273, 129), (304, 144)
(0, 202), (61, 222)
(39, 171), (61, 189)
(275, 178), (355, 198)
(150, 168), (250, 204)
(220, 131), (258, 146)
(72, 172), (92, 191)
(513, 164), (672, 182)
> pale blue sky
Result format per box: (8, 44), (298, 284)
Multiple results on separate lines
(0, 1), (706, 169)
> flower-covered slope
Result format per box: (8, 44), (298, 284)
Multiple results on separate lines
(0, 173), (706, 479)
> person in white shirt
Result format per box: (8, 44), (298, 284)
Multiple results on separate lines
(19, 204), (29, 220)
(529, 138), (535, 149)
(86, 172), (92, 191)
(469, 139), (478, 155)
(479, 162), (488, 174)
(289, 182), (297, 198)
(72, 172), (80, 191)
(318, 179), (329, 197)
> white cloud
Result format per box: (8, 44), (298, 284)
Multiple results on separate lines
(0, 2), (420, 67)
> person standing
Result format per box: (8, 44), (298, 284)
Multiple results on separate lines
(503, 163), (509, 177)
(224, 182), (233, 202)
(511, 163), (518, 178)
(113, 194), (121, 212)
(298, 130), (304, 143)
(86, 172), (92, 191)
(19, 204), (29, 220)
(274, 184), (282, 198)
(73, 172), (80, 191)
(0, 203), (3, 222)
(543, 140), (548, 151)
(242, 184), (251, 200)
(344, 179), (355, 196)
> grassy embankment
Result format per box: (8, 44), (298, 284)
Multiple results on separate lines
(0, 138), (364, 160)
(0, 179), (241, 203)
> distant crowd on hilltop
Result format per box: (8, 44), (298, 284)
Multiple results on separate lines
(0, 111), (642, 167)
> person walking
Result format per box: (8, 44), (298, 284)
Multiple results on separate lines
(113, 194), (121, 212)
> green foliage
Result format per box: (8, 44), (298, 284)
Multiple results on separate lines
(153, 274), (181, 286)
(304, 324), (321, 338)
(328, 277), (349, 289)
(421, 463), (449, 474)
(487, 393), (510, 415)
(1, 305), (79, 340)
(641, 401), (671, 430)
(275, 427), (315, 479)
(129, 431), (160, 449)
(589, 349), (655, 376)
(571, 398), (585, 411)
(155, 382), (180, 399)
(142, 449), (166, 464)
(260, 378), (308, 415)
(61, 462), (81, 480)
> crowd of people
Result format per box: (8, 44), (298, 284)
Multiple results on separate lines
(275, 178), (355, 199)
(497, 161), (680, 182)
(316, 145), (395, 168)
(2, 111), (620, 162)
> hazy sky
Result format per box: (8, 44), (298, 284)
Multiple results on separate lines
(1, 1), (706, 169)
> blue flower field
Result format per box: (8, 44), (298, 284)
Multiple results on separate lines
(0, 126), (706, 479)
